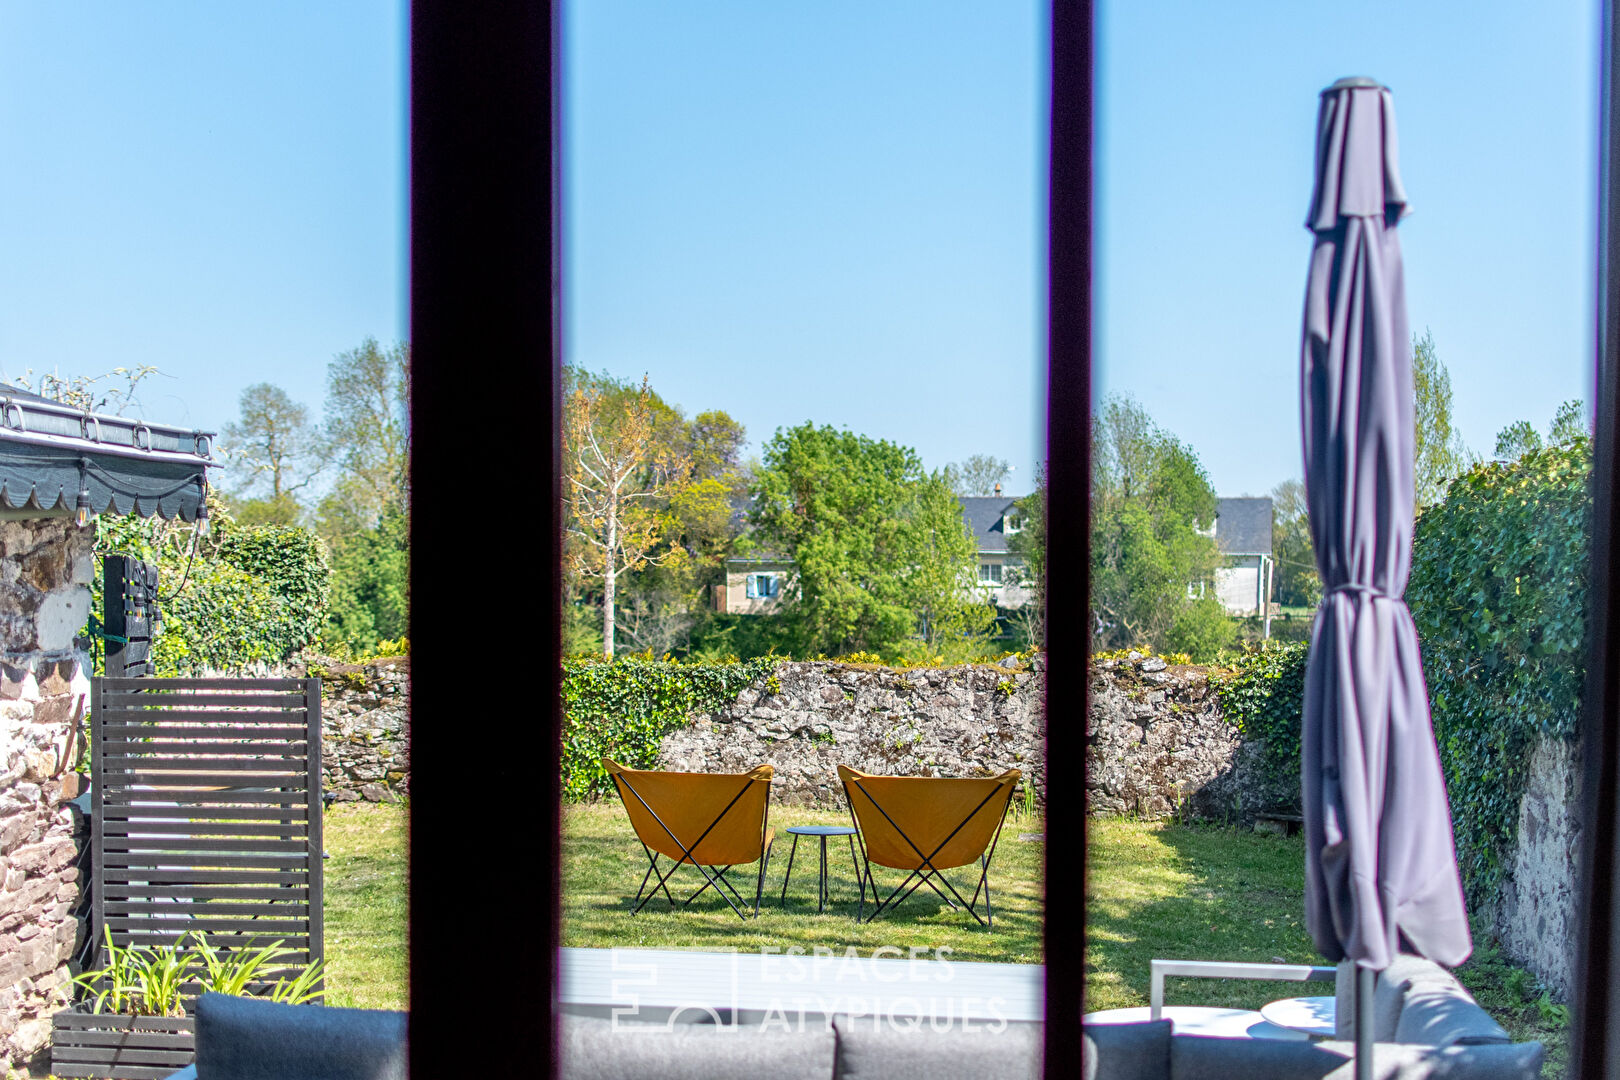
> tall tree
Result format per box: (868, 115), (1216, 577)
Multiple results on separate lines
(945, 454), (1012, 497)
(1270, 478), (1320, 608)
(1494, 420), (1542, 462)
(316, 338), (410, 652)
(1413, 331), (1475, 506)
(1090, 395), (1231, 657)
(323, 338), (410, 526)
(1495, 399), (1587, 463)
(903, 472), (997, 655)
(564, 374), (693, 657)
(223, 383), (326, 525)
(1549, 399), (1587, 445)
(750, 424), (924, 656)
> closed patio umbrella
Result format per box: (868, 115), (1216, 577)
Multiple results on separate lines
(1299, 77), (1472, 1077)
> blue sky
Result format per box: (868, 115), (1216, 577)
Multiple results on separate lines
(1097, 0), (1600, 496)
(0, 3), (407, 440)
(0, 2), (1600, 501)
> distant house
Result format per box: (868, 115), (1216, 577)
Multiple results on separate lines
(714, 557), (796, 615)
(960, 486), (1030, 610)
(1210, 496), (1273, 617)
(712, 486), (1031, 616)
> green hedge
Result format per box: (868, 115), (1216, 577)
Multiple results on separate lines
(1213, 641), (1309, 787)
(1408, 441), (1591, 903)
(562, 656), (778, 801)
(93, 504), (331, 675)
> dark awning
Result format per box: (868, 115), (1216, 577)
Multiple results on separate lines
(0, 386), (214, 521)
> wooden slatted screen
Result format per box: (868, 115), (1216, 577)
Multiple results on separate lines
(90, 677), (323, 986)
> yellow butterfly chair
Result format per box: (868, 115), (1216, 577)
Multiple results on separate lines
(603, 758), (776, 920)
(838, 764), (1020, 927)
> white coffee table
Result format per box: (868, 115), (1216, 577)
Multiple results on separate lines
(1259, 995), (1337, 1038)
(1084, 1005), (1308, 1041)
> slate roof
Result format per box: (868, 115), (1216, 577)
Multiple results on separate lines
(1215, 497), (1273, 556)
(960, 496), (1022, 554)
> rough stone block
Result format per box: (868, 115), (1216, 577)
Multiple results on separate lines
(34, 589), (88, 654)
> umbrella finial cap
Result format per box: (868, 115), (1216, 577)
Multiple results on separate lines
(1323, 76), (1387, 95)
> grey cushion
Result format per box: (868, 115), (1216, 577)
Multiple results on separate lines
(193, 993), (406, 1080)
(1172, 1033), (1353, 1079)
(562, 1013), (835, 1080)
(1312, 1040), (1544, 1079)
(833, 1017), (1042, 1080)
(1394, 984), (1510, 1047)
(1077, 1020), (1171, 1080)
(1337, 955), (1478, 1043)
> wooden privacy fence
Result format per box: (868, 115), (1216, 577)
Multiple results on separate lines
(89, 676), (324, 979)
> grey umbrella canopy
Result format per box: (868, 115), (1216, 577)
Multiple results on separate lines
(1299, 78), (1472, 976)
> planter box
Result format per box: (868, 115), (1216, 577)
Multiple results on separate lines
(51, 1007), (195, 1080)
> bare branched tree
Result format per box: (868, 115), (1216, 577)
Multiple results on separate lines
(565, 377), (693, 658)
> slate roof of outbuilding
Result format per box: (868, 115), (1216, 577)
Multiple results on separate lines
(1215, 497), (1273, 556)
(960, 496), (1022, 554)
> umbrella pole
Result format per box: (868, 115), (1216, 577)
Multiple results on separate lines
(1356, 964), (1374, 1080)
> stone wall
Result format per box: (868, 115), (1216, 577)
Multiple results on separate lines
(1486, 733), (1581, 1000)
(1086, 654), (1295, 821)
(0, 516), (93, 1071)
(292, 656), (409, 802)
(660, 658), (1045, 807)
(656, 653), (1290, 821)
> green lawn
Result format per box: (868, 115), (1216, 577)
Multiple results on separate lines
(322, 802), (408, 1010)
(312, 804), (1568, 1078)
(1083, 817), (1569, 1080)
(561, 802), (1044, 963)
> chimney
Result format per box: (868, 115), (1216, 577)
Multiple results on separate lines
(994, 482), (1002, 497)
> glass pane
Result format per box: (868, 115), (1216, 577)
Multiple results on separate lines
(559, 0), (1047, 1039)
(0, 4), (411, 1026)
(1092, 3), (1597, 1062)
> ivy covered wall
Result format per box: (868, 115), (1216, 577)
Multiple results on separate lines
(1407, 441), (1590, 906)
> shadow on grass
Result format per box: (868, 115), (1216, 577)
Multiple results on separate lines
(1084, 818), (1569, 1080)
(563, 803), (1043, 964)
(1084, 818), (1322, 1013)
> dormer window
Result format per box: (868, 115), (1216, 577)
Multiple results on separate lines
(1005, 513), (1022, 535)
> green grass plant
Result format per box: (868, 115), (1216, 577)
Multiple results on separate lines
(1084, 818), (1568, 1079)
(249, 804), (1573, 1079)
(562, 803), (1043, 963)
(322, 802), (408, 1009)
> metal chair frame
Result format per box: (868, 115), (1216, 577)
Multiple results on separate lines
(841, 774), (1014, 928)
(609, 771), (774, 921)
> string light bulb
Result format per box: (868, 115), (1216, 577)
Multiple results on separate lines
(195, 477), (210, 537)
(74, 460), (91, 528)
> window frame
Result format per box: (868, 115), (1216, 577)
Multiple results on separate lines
(409, 2), (1620, 1076)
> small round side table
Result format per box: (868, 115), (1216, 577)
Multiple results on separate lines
(779, 825), (860, 913)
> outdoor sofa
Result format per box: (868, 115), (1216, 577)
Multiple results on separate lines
(163, 993), (406, 1080)
(560, 954), (1543, 1079)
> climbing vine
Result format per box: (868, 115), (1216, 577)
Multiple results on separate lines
(1212, 641), (1309, 786)
(561, 655), (779, 800)
(1407, 440), (1591, 904)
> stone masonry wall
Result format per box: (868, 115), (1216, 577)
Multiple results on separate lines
(657, 654), (1284, 818)
(0, 517), (94, 1071)
(660, 658), (1046, 807)
(1087, 654), (1296, 822)
(289, 656), (409, 803)
(1486, 733), (1581, 1000)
